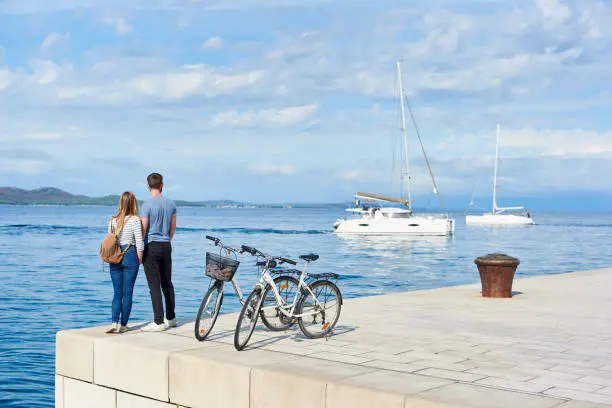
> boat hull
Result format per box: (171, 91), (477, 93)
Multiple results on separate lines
(465, 214), (534, 226)
(333, 216), (455, 236)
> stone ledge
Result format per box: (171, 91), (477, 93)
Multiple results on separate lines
(55, 268), (612, 407)
(56, 323), (147, 382)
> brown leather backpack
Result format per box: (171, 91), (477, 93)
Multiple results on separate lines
(100, 217), (131, 264)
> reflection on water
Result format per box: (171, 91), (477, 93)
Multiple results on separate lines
(2, 206), (612, 407)
(336, 233), (453, 251)
(333, 234), (461, 293)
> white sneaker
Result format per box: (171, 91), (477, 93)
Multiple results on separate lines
(141, 322), (167, 332)
(106, 323), (119, 334)
(119, 325), (128, 333)
(165, 318), (177, 328)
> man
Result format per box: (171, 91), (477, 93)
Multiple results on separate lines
(140, 173), (177, 331)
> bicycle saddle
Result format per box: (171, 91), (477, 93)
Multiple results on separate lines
(299, 253), (319, 262)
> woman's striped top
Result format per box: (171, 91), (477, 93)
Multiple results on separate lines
(107, 216), (144, 251)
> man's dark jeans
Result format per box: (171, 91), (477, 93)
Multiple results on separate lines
(143, 241), (175, 325)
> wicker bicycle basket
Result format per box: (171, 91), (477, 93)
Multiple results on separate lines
(205, 252), (240, 282)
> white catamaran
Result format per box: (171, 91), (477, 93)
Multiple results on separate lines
(333, 61), (455, 236)
(465, 124), (535, 226)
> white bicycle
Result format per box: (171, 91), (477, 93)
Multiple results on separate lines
(234, 244), (342, 351)
(195, 235), (299, 341)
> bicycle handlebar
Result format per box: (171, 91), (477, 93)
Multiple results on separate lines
(278, 257), (297, 265)
(241, 245), (297, 265)
(206, 235), (221, 245)
(239, 245), (259, 256)
(206, 235), (240, 254)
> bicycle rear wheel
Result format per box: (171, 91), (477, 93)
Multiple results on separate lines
(296, 280), (342, 339)
(195, 281), (223, 341)
(260, 275), (299, 331)
(234, 288), (263, 351)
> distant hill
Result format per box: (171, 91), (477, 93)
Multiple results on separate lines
(0, 187), (334, 208)
(0, 187), (257, 207)
(0, 187), (121, 205)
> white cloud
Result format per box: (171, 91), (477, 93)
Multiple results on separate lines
(202, 36), (223, 49)
(0, 127), (78, 142)
(56, 65), (267, 103)
(333, 170), (376, 181)
(103, 17), (133, 35)
(0, 159), (50, 174)
(22, 132), (65, 141)
(212, 104), (319, 127)
(254, 0), (608, 101)
(0, 67), (12, 90)
(535, 0), (571, 29)
(0, 0), (346, 15)
(418, 47), (583, 92)
(130, 68), (265, 100)
(63, 177), (89, 184)
(177, 15), (190, 29)
(41, 32), (71, 50)
(250, 164), (295, 175)
(130, 72), (209, 100)
(31, 60), (66, 85)
(499, 128), (612, 157)
(0, 149), (52, 174)
(436, 127), (612, 160)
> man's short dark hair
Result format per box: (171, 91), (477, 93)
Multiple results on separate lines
(147, 173), (163, 190)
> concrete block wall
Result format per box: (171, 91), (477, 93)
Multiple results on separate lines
(55, 324), (569, 408)
(54, 326), (450, 408)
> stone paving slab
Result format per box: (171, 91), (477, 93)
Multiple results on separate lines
(56, 268), (612, 407)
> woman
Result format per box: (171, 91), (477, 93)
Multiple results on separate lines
(106, 192), (144, 333)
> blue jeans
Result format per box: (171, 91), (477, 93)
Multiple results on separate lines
(110, 245), (139, 326)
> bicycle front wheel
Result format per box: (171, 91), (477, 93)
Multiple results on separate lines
(260, 275), (299, 331)
(195, 282), (223, 341)
(234, 288), (263, 351)
(296, 280), (342, 339)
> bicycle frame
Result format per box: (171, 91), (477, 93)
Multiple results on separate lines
(229, 278), (246, 305)
(257, 259), (328, 319)
(206, 237), (246, 305)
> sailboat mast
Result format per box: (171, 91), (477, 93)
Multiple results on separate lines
(396, 60), (412, 212)
(492, 123), (500, 213)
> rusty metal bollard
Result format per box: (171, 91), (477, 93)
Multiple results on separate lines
(474, 253), (520, 298)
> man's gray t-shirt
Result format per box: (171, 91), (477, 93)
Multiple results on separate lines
(141, 196), (177, 243)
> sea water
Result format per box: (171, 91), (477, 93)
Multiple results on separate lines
(1, 205), (611, 407)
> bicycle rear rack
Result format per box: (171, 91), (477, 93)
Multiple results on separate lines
(305, 272), (339, 281)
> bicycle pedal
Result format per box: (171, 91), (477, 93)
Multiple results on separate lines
(322, 322), (330, 331)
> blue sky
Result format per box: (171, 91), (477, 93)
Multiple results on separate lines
(1, 0), (611, 205)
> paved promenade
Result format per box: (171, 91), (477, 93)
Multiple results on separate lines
(56, 268), (612, 408)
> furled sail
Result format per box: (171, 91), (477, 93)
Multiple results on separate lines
(355, 192), (410, 206)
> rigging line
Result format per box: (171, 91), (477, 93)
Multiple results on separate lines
(468, 174), (482, 209)
(403, 94), (444, 209)
(425, 194), (433, 210)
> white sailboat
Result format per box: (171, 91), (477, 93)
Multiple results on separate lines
(465, 124), (534, 226)
(333, 61), (455, 236)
